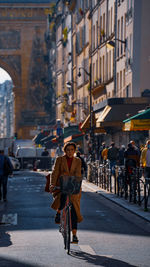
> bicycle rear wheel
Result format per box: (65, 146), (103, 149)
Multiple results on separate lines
(66, 207), (71, 254)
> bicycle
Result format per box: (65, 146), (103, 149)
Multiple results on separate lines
(116, 165), (126, 197)
(59, 193), (72, 254)
(54, 175), (81, 255)
(138, 168), (150, 211)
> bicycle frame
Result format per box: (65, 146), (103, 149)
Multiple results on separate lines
(59, 194), (72, 255)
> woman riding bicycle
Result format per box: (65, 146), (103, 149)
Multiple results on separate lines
(50, 142), (83, 243)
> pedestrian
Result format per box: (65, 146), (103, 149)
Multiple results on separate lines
(41, 147), (49, 156)
(101, 145), (108, 164)
(40, 148), (50, 170)
(49, 142), (83, 244)
(107, 142), (119, 175)
(140, 140), (150, 178)
(118, 145), (125, 166)
(99, 142), (106, 163)
(0, 150), (13, 202)
(55, 144), (63, 158)
(76, 144), (83, 155)
(76, 151), (87, 178)
(124, 142), (140, 168)
(130, 140), (141, 157)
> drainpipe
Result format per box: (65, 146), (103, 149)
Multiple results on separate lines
(114, 0), (117, 97)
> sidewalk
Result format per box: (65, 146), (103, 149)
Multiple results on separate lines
(82, 180), (150, 223)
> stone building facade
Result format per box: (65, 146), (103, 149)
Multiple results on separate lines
(49, 0), (150, 148)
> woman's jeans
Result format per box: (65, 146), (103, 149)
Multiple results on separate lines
(59, 193), (77, 230)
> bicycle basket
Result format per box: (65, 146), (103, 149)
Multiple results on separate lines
(60, 175), (81, 194)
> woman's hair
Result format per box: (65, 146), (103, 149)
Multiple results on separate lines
(63, 142), (76, 152)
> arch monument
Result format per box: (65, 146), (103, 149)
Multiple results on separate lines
(0, 0), (55, 138)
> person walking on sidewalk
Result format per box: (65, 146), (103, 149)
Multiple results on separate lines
(118, 145), (125, 166)
(107, 142), (118, 175)
(0, 150), (13, 202)
(76, 151), (87, 178)
(124, 142), (140, 168)
(101, 146), (108, 164)
(41, 147), (49, 156)
(140, 140), (150, 179)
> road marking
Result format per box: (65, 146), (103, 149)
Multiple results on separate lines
(79, 245), (113, 259)
(82, 182), (96, 192)
(1, 213), (17, 225)
(79, 245), (96, 255)
(100, 255), (113, 258)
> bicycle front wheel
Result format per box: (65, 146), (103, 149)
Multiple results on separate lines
(66, 207), (71, 254)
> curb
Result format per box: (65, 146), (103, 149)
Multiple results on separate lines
(82, 180), (150, 223)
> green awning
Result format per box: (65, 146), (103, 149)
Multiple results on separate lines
(123, 108), (150, 131)
(123, 108), (150, 122)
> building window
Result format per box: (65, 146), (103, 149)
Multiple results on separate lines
(109, 51), (111, 79)
(100, 16), (102, 44)
(117, 19), (120, 57)
(100, 57), (102, 80)
(93, 25), (95, 50)
(103, 13), (105, 42)
(96, 59), (98, 79)
(117, 72), (119, 91)
(126, 84), (131, 97)
(79, 27), (82, 49)
(102, 55), (105, 82)
(111, 7), (113, 34)
(124, 14), (126, 53)
(123, 69), (125, 87)
(121, 16), (123, 55)
(93, 62), (95, 85)
(120, 71), (122, 90)
(96, 21), (98, 48)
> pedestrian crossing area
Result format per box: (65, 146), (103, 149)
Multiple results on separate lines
(8, 184), (44, 193)
(0, 213), (17, 225)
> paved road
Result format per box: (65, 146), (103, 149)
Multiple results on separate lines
(0, 171), (150, 267)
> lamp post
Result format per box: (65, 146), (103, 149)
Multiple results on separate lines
(78, 63), (95, 161)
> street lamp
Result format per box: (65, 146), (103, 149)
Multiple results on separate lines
(106, 38), (127, 49)
(78, 64), (95, 161)
(66, 80), (77, 88)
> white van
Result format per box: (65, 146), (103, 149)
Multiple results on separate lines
(16, 147), (45, 158)
(16, 147), (36, 157)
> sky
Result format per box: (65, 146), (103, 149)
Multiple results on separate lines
(0, 67), (12, 84)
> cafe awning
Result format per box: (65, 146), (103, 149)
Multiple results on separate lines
(97, 105), (124, 128)
(123, 108), (150, 131)
(80, 112), (106, 133)
(64, 133), (84, 144)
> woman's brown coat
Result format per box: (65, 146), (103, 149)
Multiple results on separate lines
(50, 155), (83, 223)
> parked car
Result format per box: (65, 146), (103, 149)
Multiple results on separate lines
(9, 156), (20, 170)
(16, 147), (36, 157)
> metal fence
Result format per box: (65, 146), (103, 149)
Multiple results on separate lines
(87, 160), (150, 211)
(17, 156), (52, 171)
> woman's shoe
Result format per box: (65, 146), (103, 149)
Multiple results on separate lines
(55, 212), (60, 224)
(72, 235), (79, 244)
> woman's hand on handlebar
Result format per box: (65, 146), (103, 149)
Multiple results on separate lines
(49, 185), (55, 193)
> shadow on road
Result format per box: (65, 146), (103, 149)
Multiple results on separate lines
(0, 256), (37, 267)
(0, 171), (149, 237)
(70, 250), (137, 267)
(0, 230), (12, 247)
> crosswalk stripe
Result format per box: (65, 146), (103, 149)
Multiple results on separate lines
(1, 213), (17, 225)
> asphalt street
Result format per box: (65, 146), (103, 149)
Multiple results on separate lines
(0, 171), (150, 267)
